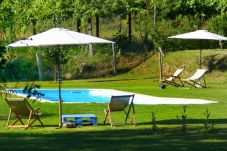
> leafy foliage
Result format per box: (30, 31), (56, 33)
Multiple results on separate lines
(2, 57), (38, 81)
(151, 111), (158, 134)
(22, 82), (44, 100)
(177, 105), (188, 134)
(0, 0), (226, 80)
(204, 108), (210, 129)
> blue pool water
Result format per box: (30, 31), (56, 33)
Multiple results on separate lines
(14, 89), (111, 103)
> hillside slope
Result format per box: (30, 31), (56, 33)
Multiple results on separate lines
(120, 49), (227, 86)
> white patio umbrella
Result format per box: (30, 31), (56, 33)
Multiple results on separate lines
(7, 28), (114, 47)
(7, 28), (115, 128)
(168, 30), (227, 68)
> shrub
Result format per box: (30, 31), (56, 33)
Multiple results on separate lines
(151, 112), (158, 134)
(4, 57), (38, 81)
(204, 108), (210, 129)
(177, 106), (187, 134)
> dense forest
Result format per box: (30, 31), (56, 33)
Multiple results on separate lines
(0, 0), (226, 81)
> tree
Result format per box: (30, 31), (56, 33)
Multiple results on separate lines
(72, 0), (94, 56)
(12, 0), (43, 80)
(0, 46), (7, 69)
(138, 0), (162, 50)
(42, 46), (69, 81)
(110, 0), (147, 42)
(165, 0), (220, 29)
(0, 0), (17, 42)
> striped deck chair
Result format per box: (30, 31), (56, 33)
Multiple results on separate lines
(161, 69), (184, 87)
(182, 69), (208, 88)
(5, 98), (43, 129)
(104, 94), (135, 127)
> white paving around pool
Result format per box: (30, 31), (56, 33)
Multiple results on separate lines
(90, 89), (217, 105)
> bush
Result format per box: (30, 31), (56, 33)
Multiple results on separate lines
(3, 57), (38, 81)
(208, 14), (227, 38)
(113, 32), (131, 52)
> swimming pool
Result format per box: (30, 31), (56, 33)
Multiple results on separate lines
(14, 89), (131, 103)
(13, 89), (217, 105)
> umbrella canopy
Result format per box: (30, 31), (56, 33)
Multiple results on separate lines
(168, 30), (227, 68)
(7, 28), (114, 48)
(7, 28), (115, 128)
(168, 30), (227, 41)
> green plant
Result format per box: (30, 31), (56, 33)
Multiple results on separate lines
(151, 112), (158, 134)
(113, 32), (131, 53)
(22, 82), (44, 101)
(204, 108), (210, 129)
(1, 59), (227, 150)
(177, 105), (187, 134)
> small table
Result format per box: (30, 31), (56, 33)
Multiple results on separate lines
(62, 114), (97, 126)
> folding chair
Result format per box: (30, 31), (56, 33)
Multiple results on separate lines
(161, 69), (184, 87)
(5, 98), (44, 129)
(182, 69), (208, 88)
(104, 94), (135, 127)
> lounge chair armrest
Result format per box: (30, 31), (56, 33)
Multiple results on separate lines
(33, 107), (40, 111)
(171, 75), (178, 78)
(104, 109), (109, 113)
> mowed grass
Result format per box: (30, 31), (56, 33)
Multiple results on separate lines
(1, 50), (227, 150)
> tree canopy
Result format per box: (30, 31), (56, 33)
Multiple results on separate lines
(0, 0), (226, 45)
(0, 0), (226, 81)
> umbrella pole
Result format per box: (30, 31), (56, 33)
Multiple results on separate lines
(159, 51), (163, 81)
(112, 43), (116, 74)
(57, 47), (63, 128)
(197, 40), (202, 69)
(199, 49), (202, 69)
(158, 47), (164, 81)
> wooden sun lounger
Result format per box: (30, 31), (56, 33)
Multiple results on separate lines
(5, 98), (44, 129)
(182, 69), (208, 88)
(104, 94), (136, 127)
(161, 69), (184, 87)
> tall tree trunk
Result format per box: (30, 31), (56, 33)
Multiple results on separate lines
(118, 16), (122, 33)
(95, 14), (99, 37)
(88, 17), (93, 56)
(153, 4), (157, 53)
(32, 19), (43, 81)
(77, 19), (81, 32)
(144, 32), (151, 50)
(88, 18), (92, 35)
(128, 12), (132, 42)
(54, 65), (57, 82)
(32, 19), (37, 35)
(153, 4), (156, 28)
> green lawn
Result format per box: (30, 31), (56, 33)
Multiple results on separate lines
(1, 50), (227, 150)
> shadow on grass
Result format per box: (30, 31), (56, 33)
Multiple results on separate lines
(157, 118), (227, 125)
(136, 118), (227, 126)
(0, 114), (57, 121)
(88, 76), (157, 83)
(89, 78), (138, 82)
(0, 116), (8, 120)
(1, 127), (227, 151)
